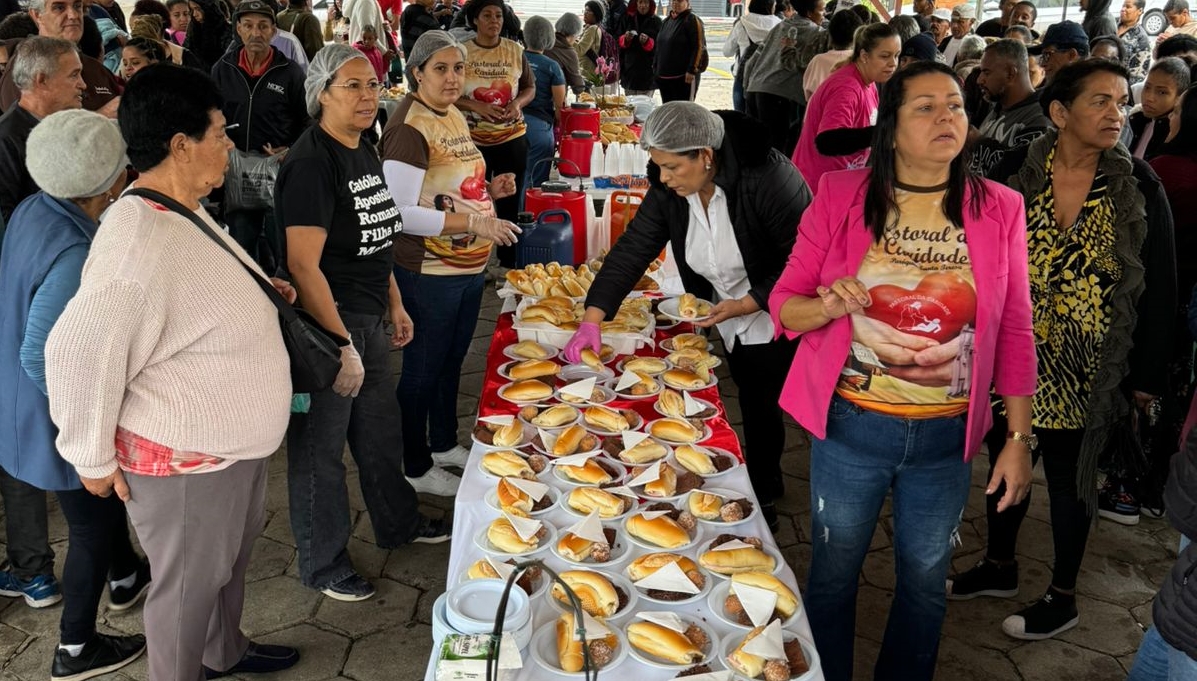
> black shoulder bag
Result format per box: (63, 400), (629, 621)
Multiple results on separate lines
(125, 188), (348, 393)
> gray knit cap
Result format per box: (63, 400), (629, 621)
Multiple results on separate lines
(304, 43), (371, 118)
(405, 30), (467, 83)
(26, 110), (127, 200)
(639, 101), (725, 153)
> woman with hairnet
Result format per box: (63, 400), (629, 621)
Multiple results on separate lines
(562, 101), (813, 532)
(379, 30), (520, 499)
(276, 44), (452, 604)
(523, 16), (567, 188)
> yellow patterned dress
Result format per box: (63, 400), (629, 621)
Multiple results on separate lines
(1026, 147), (1122, 430)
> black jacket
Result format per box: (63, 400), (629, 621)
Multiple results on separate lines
(585, 110), (812, 318)
(653, 9), (704, 78)
(604, 0), (627, 35)
(0, 105), (40, 227)
(1128, 111), (1171, 161)
(400, 3), (441, 56)
(618, 2), (662, 91)
(211, 48), (311, 154)
(1155, 424), (1197, 660)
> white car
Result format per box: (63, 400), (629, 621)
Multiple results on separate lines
(980, 0), (1170, 36)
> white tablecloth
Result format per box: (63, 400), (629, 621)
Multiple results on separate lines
(424, 440), (824, 681)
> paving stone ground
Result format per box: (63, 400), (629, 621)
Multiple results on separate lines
(0, 247), (1180, 681)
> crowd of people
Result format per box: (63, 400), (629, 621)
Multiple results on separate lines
(0, 0), (1196, 678)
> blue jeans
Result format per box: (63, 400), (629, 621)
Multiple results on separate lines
(524, 115), (555, 194)
(807, 394), (972, 681)
(1128, 626), (1197, 681)
(394, 268), (484, 477)
(287, 312), (421, 589)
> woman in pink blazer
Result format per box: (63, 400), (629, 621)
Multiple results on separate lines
(769, 62), (1037, 681)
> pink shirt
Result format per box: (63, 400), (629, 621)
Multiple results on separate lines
(355, 43), (387, 82)
(768, 169), (1038, 461)
(790, 63), (878, 196)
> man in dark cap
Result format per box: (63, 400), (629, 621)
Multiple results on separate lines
(1028, 20), (1090, 83)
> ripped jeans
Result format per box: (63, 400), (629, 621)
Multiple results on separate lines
(806, 394), (972, 681)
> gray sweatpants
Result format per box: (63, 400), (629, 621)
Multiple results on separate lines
(125, 458), (268, 681)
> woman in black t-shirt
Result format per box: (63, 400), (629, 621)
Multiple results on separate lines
(275, 44), (450, 604)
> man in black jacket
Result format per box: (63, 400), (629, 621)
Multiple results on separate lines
(211, 0), (309, 271)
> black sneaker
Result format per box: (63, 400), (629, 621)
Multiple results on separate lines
(320, 572), (376, 602)
(204, 642), (300, 679)
(51, 633), (146, 681)
(1140, 487), (1166, 519)
(946, 558), (1019, 600)
(760, 503), (780, 534)
(108, 562), (151, 612)
(412, 515), (451, 544)
(1001, 589), (1079, 640)
(1098, 483), (1141, 526)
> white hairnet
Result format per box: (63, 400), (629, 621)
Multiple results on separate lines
(407, 29), (468, 73)
(304, 43), (371, 118)
(639, 102), (725, 153)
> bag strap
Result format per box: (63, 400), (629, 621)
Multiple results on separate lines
(123, 188), (300, 323)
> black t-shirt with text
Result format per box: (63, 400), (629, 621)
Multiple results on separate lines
(275, 125), (401, 316)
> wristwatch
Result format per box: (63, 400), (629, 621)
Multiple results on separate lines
(1007, 431), (1039, 451)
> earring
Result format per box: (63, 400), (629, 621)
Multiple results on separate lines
(704, 163), (711, 170)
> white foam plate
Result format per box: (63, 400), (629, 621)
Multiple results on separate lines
(473, 522), (556, 558)
(559, 364), (616, 384)
(555, 384), (617, 406)
(707, 579), (802, 631)
(471, 421), (536, 450)
(550, 524), (634, 567)
(698, 542), (785, 581)
(517, 404), (582, 431)
(720, 630), (820, 681)
(660, 371), (719, 393)
(475, 451), (550, 481)
(560, 488), (640, 522)
(613, 376), (664, 400)
(657, 296), (715, 323)
(653, 395), (721, 421)
(457, 565), (552, 601)
(622, 512), (701, 552)
(687, 487), (761, 527)
(581, 408), (644, 436)
(502, 341), (559, 362)
(615, 356), (673, 377)
(497, 381), (557, 406)
(496, 359), (562, 382)
(546, 571), (639, 622)
(551, 459), (627, 488)
(673, 445), (742, 479)
(626, 616), (717, 669)
(484, 484), (560, 518)
(529, 621), (629, 677)
(646, 418), (714, 445)
(660, 336), (715, 353)
(629, 563), (712, 606)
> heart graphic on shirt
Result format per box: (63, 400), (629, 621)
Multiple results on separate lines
(472, 80), (512, 106)
(864, 272), (976, 343)
(459, 164), (488, 201)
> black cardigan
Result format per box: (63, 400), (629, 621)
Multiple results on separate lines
(585, 110), (813, 320)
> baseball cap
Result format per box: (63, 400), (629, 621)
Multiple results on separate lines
(1028, 21), (1090, 55)
(952, 3), (975, 19)
(234, 0), (276, 23)
(901, 32), (940, 61)
(931, 8), (952, 21)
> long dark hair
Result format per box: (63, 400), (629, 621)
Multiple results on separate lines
(864, 60), (985, 241)
(1161, 83), (1197, 159)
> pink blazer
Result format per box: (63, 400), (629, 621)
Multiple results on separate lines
(768, 168), (1037, 461)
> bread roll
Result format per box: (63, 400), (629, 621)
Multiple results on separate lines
(731, 572), (799, 618)
(551, 570), (618, 617)
(670, 333), (708, 350)
(656, 389), (686, 418)
(497, 478), (532, 515)
(556, 532), (597, 562)
(553, 424), (588, 457)
(580, 348), (604, 371)
(650, 418), (700, 443)
(698, 546), (775, 574)
(509, 340), (551, 359)
(643, 463), (678, 497)
(557, 612), (586, 672)
(492, 421), (525, 448)
(502, 380), (554, 402)
(568, 487), (628, 518)
(688, 491), (723, 520)
(675, 444), (717, 475)
(486, 517), (538, 553)
(624, 357), (668, 375)
(560, 459), (615, 485)
(510, 359), (560, 380)
(627, 621), (704, 665)
(627, 513), (690, 548)
(531, 405), (578, 428)
(678, 293), (700, 318)
(626, 553), (701, 582)
(618, 439), (668, 464)
(727, 627), (768, 678)
(584, 406), (630, 432)
(662, 368), (707, 391)
(467, 558), (502, 580)
(481, 450), (534, 479)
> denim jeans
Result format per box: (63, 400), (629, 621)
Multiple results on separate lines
(524, 115), (555, 195)
(0, 469), (53, 579)
(287, 311), (421, 589)
(1128, 625), (1197, 681)
(807, 394), (972, 681)
(394, 268), (484, 477)
(56, 489), (142, 644)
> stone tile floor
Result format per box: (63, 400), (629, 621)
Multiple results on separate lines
(0, 290), (1179, 681)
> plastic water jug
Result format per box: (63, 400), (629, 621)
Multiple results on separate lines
(560, 102), (600, 139)
(525, 175), (589, 265)
(558, 132), (595, 178)
(516, 209), (574, 268)
(608, 190), (644, 245)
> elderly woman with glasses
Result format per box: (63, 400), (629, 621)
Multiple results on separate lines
(276, 44), (451, 604)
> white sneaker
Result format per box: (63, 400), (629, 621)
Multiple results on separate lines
(431, 445), (470, 468)
(406, 466), (461, 496)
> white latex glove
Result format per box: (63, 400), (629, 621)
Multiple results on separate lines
(333, 343), (365, 397)
(467, 213), (522, 246)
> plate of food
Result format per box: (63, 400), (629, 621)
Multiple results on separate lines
(612, 373), (663, 400)
(530, 613), (628, 677)
(674, 444), (741, 478)
(517, 404), (581, 431)
(658, 293), (715, 323)
(476, 449), (550, 481)
(503, 340), (558, 362)
(660, 333), (714, 353)
(497, 379), (557, 405)
(606, 437), (671, 465)
(654, 389), (721, 421)
(458, 557), (551, 600)
(555, 383), (617, 406)
(552, 455), (626, 488)
(626, 614), (716, 670)
(660, 366), (718, 392)
(686, 488), (758, 526)
(561, 486), (638, 521)
(547, 570), (639, 622)
(471, 418), (535, 450)
(530, 424), (603, 458)
(582, 405), (644, 436)
(697, 533), (784, 579)
(628, 461), (706, 503)
(647, 417), (712, 445)
(559, 363), (615, 384)
(485, 478), (559, 518)
(721, 627), (819, 681)
(497, 358), (562, 382)
(623, 502), (700, 552)
(553, 518), (634, 566)
(616, 356), (672, 377)
(624, 552), (710, 606)
(474, 515), (555, 557)
(707, 574), (802, 631)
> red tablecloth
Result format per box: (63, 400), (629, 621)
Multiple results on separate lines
(477, 313), (745, 461)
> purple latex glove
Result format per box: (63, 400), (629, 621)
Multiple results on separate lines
(563, 322), (602, 363)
